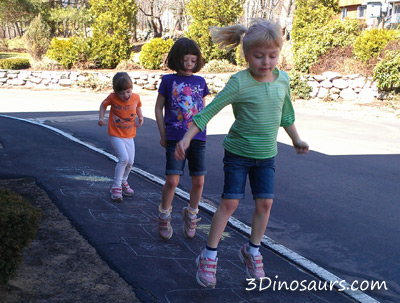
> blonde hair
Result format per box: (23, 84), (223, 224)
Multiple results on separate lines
(210, 19), (283, 54)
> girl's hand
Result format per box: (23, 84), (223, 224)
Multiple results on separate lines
(174, 139), (189, 160)
(293, 140), (309, 154)
(98, 119), (106, 126)
(136, 117), (144, 127)
(160, 136), (167, 148)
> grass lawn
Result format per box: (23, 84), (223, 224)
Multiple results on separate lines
(0, 52), (31, 60)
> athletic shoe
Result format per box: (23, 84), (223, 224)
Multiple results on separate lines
(196, 251), (217, 288)
(181, 207), (202, 239)
(154, 216), (173, 240)
(239, 243), (265, 280)
(121, 181), (134, 196)
(110, 186), (123, 202)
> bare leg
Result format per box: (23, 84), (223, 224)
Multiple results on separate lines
(207, 198), (239, 248)
(161, 174), (180, 211)
(250, 198), (273, 244)
(189, 175), (204, 209)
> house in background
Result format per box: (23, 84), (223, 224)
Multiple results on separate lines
(338, 0), (400, 27)
(387, 0), (400, 26)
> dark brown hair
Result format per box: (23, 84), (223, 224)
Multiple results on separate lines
(112, 72), (133, 92)
(166, 38), (204, 73)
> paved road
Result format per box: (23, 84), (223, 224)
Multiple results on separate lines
(1, 88), (400, 302)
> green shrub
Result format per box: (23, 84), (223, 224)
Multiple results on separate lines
(139, 38), (174, 70)
(23, 14), (51, 60)
(202, 59), (241, 73)
(185, 0), (243, 63)
(291, 0), (341, 69)
(293, 19), (361, 72)
(289, 69), (312, 100)
(373, 50), (400, 91)
(0, 58), (31, 69)
(353, 29), (400, 62)
(89, 0), (137, 69)
(46, 37), (91, 69)
(0, 189), (41, 284)
(293, 43), (325, 73)
(89, 35), (131, 69)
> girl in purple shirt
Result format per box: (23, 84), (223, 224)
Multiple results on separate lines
(154, 38), (209, 240)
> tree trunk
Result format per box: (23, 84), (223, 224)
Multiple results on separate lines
(15, 22), (22, 37)
(152, 17), (163, 38)
(174, 6), (184, 32)
(7, 24), (12, 39)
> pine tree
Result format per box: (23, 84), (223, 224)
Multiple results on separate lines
(23, 14), (51, 60)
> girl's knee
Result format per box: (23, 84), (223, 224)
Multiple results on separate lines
(118, 156), (129, 167)
(191, 176), (204, 190)
(255, 199), (273, 213)
(219, 199), (239, 214)
(165, 175), (180, 189)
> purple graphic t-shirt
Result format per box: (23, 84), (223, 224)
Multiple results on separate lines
(158, 74), (209, 141)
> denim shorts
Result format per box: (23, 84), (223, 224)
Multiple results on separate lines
(222, 150), (275, 200)
(165, 140), (207, 176)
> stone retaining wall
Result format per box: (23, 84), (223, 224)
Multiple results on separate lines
(0, 70), (230, 94)
(0, 69), (379, 102)
(306, 71), (379, 102)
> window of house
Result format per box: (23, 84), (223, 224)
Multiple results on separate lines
(341, 8), (348, 19)
(357, 6), (366, 18)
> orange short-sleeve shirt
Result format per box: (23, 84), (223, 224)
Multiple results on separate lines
(103, 92), (142, 138)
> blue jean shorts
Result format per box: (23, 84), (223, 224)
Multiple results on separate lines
(222, 150), (275, 200)
(165, 140), (207, 176)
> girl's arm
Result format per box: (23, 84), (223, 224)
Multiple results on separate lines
(98, 101), (107, 126)
(136, 107), (144, 127)
(155, 93), (167, 147)
(175, 123), (201, 160)
(283, 123), (309, 154)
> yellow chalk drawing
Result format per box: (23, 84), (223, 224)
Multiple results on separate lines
(197, 224), (231, 241)
(64, 175), (113, 182)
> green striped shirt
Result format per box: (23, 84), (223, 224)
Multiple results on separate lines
(193, 68), (295, 159)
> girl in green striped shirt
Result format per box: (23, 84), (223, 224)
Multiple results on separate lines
(175, 19), (309, 288)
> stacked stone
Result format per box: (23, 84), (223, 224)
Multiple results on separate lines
(0, 69), (380, 103)
(307, 71), (378, 102)
(0, 70), (232, 95)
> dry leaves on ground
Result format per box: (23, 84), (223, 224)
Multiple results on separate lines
(0, 178), (141, 303)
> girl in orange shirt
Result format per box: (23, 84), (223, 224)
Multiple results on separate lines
(98, 72), (144, 202)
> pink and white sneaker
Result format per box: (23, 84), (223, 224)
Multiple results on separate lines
(195, 251), (217, 288)
(153, 216), (173, 240)
(181, 207), (202, 239)
(121, 181), (134, 196)
(239, 243), (265, 280)
(110, 186), (123, 202)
